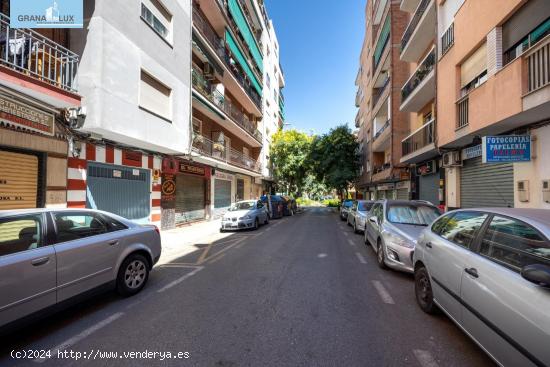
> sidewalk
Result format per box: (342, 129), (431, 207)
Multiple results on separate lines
(158, 219), (230, 265)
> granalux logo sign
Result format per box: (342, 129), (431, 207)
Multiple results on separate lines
(10, 0), (83, 29)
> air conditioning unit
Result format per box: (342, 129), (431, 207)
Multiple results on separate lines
(204, 63), (215, 80)
(442, 151), (462, 167)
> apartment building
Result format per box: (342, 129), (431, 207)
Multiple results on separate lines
(356, 0), (412, 200)
(399, 0), (440, 205)
(0, 0), (81, 211)
(66, 0), (191, 228)
(437, 0), (550, 209)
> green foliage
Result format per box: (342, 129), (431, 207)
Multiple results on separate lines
(270, 129), (313, 195)
(322, 199), (341, 207)
(309, 125), (360, 194)
(296, 197), (316, 206)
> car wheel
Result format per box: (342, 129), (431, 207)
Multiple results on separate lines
(264, 215), (269, 225)
(220, 228), (225, 233)
(254, 218), (259, 230)
(340, 214), (345, 221)
(377, 240), (388, 270)
(117, 253), (149, 297)
(415, 266), (438, 314)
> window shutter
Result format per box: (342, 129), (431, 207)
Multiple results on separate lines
(140, 71), (172, 119)
(460, 42), (487, 88)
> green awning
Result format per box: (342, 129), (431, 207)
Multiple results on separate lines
(226, 29), (263, 96)
(228, 0), (263, 73)
(374, 15), (390, 69)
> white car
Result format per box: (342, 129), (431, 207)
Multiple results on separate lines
(221, 200), (269, 231)
(346, 200), (375, 233)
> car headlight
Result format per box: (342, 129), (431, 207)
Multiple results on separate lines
(384, 231), (415, 248)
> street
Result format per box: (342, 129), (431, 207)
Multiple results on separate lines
(0, 207), (494, 367)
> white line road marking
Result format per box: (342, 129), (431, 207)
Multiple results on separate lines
(413, 350), (439, 367)
(34, 312), (124, 363)
(265, 227), (272, 232)
(355, 252), (367, 264)
(348, 239), (356, 247)
(372, 280), (395, 304)
(157, 266), (204, 293)
(343, 232), (349, 237)
(208, 253), (225, 264)
(318, 253), (327, 258)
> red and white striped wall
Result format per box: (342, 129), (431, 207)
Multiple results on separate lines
(67, 142), (162, 226)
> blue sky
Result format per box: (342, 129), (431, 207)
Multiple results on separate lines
(265, 0), (366, 135)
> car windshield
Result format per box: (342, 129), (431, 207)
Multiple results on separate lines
(357, 202), (373, 212)
(229, 202), (255, 211)
(343, 201), (353, 208)
(387, 205), (441, 226)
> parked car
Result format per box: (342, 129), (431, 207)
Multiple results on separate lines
(221, 200), (269, 231)
(339, 199), (354, 221)
(282, 196), (296, 216)
(347, 200), (375, 233)
(413, 208), (550, 367)
(0, 208), (161, 330)
(364, 200), (441, 273)
(261, 195), (284, 219)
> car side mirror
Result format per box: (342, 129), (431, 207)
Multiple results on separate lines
(521, 264), (550, 288)
(369, 216), (378, 224)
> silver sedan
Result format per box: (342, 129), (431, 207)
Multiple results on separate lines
(413, 208), (550, 367)
(347, 200), (375, 233)
(0, 209), (161, 330)
(364, 200), (441, 273)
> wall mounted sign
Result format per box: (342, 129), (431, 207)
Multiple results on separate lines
(214, 170), (234, 181)
(482, 135), (531, 163)
(161, 173), (176, 209)
(462, 144), (482, 160)
(416, 160), (436, 176)
(180, 163), (205, 176)
(0, 95), (54, 136)
(11, 0), (83, 28)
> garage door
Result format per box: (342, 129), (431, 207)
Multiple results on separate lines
(86, 162), (151, 222)
(0, 150), (38, 210)
(419, 173), (439, 205)
(175, 174), (205, 223)
(460, 157), (514, 208)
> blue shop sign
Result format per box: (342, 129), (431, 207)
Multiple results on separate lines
(482, 135), (531, 163)
(11, 0), (83, 29)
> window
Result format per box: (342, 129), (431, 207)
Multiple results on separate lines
(54, 213), (109, 243)
(192, 117), (202, 135)
(358, 201), (373, 212)
(140, 70), (172, 121)
(460, 43), (487, 96)
(431, 214), (452, 235)
(387, 205), (441, 226)
(0, 215), (42, 257)
(266, 74), (270, 89)
(480, 216), (550, 271)
(101, 214), (128, 232)
(439, 211), (488, 248)
(141, 0), (172, 41)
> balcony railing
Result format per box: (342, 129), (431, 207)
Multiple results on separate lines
(0, 13), (78, 93)
(192, 69), (262, 142)
(402, 119), (435, 156)
(192, 132), (261, 173)
(526, 35), (550, 93)
(441, 23), (454, 56)
(373, 163), (391, 174)
(401, 48), (435, 103)
(372, 77), (390, 108)
(192, 6), (262, 110)
(456, 95), (469, 129)
(401, 0), (431, 52)
(373, 119), (390, 141)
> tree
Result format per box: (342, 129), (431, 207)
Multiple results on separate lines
(270, 129), (312, 195)
(308, 125), (360, 196)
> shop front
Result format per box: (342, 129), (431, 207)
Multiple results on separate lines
(415, 160), (440, 205)
(175, 162), (209, 225)
(212, 170), (234, 218)
(0, 92), (68, 210)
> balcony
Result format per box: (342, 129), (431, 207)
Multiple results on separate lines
(401, 119), (436, 163)
(192, 68), (262, 144)
(192, 6), (262, 112)
(226, 0), (263, 75)
(372, 76), (390, 111)
(400, 0), (421, 12)
(400, 0), (435, 62)
(373, 16), (390, 72)
(400, 48), (435, 111)
(0, 14), (79, 106)
(192, 132), (261, 174)
(373, 0), (388, 25)
(355, 87), (363, 107)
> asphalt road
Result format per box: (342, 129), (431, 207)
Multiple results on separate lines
(0, 207), (494, 367)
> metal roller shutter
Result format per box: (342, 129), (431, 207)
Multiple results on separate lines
(419, 173), (439, 205)
(397, 188), (409, 200)
(0, 150), (38, 210)
(214, 179), (232, 210)
(175, 175), (205, 223)
(87, 162), (151, 222)
(460, 157), (514, 208)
